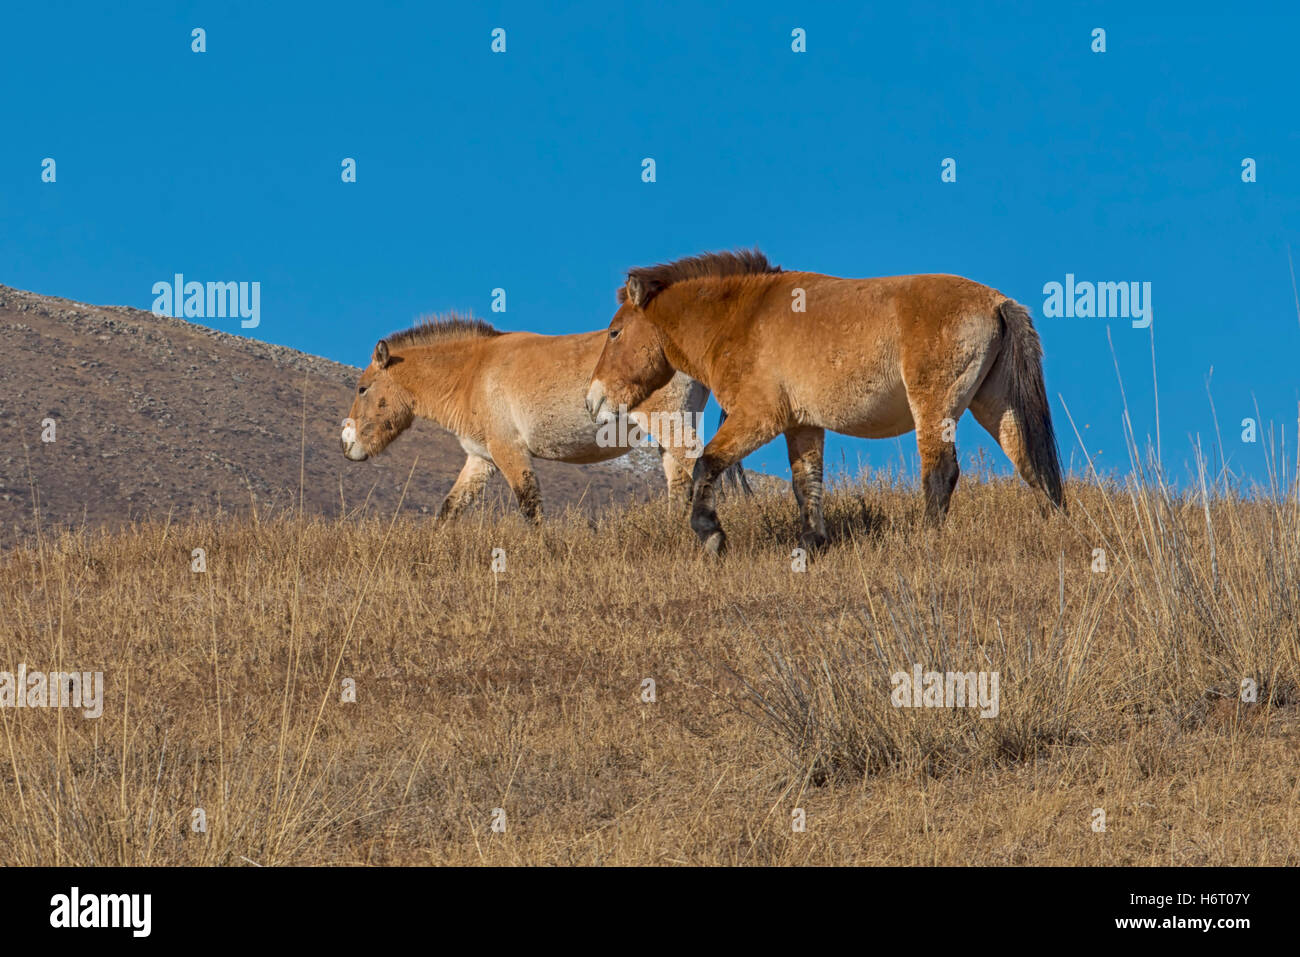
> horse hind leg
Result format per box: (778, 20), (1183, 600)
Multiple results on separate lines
(641, 385), (704, 509)
(659, 447), (694, 507)
(916, 416), (961, 526)
(785, 426), (828, 551)
(906, 349), (995, 527)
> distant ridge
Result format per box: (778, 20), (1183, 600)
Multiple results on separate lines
(0, 284), (668, 544)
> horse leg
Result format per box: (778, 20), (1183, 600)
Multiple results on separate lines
(906, 349), (995, 528)
(489, 442), (543, 525)
(437, 454), (497, 520)
(918, 422), (960, 526)
(643, 400), (703, 508)
(633, 373), (706, 506)
(659, 448), (694, 507)
(784, 426), (827, 551)
(690, 412), (773, 556)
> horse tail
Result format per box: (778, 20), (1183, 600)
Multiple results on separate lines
(996, 299), (1065, 511)
(717, 407), (754, 496)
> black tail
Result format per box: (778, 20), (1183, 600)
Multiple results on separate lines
(717, 407), (754, 496)
(997, 299), (1065, 510)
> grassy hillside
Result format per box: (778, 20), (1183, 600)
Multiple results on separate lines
(1, 469), (1297, 865)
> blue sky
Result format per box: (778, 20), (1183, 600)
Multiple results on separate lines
(4, 1), (1298, 486)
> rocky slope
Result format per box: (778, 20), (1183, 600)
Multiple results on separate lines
(0, 284), (668, 544)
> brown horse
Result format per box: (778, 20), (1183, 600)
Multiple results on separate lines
(340, 313), (720, 522)
(586, 250), (1064, 555)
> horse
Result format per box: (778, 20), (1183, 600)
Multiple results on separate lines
(585, 250), (1064, 556)
(339, 313), (728, 522)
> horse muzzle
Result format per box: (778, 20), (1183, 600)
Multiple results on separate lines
(585, 380), (615, 425)
(340, 418), (369, 461)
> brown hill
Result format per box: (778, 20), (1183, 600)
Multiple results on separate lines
(0, 284), (670, 545)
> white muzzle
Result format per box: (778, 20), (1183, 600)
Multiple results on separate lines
(340, 418), (368, 460)
(585, 380), (616, 425)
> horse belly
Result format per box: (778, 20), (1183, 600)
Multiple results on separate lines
(820, 381), (915, 439)
(519, 409), (623, 464)
(458, 435), (493, 460)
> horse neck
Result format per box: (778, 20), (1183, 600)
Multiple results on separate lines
(651, 281), (746, 389)
(392, 341), (480, 432)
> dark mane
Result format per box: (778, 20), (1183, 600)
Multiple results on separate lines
(384, 312), (501, 349)
(621, 248), (781, 307)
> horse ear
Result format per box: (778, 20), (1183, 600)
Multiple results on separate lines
(625, 275), (647, 308)
(373, 340), (391, 368)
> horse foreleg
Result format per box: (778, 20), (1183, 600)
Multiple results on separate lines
(437, 454), (497, 521)
(489, 443), (543, 525)
(690, 412), (772, 556)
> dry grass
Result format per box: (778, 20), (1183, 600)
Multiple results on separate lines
(1, 462), (1298, 865)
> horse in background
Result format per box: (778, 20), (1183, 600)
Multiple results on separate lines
(340, 313), (742, 522)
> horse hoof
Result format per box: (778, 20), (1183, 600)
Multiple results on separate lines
(703, 531), (727, 557)
(800, 532), (828, 554)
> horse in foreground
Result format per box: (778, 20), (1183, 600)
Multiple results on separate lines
(340, 313), (716, 522)
(586, 250), (1064, 555)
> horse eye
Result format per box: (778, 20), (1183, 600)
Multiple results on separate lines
(359, 385), (367, 395)
(609, 328), (621, 340)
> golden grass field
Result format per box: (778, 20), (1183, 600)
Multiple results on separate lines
(1, 459), (1298, 866)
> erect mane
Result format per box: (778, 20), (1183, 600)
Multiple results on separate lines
(383, 312), (502, 349)
(620, 248), (781, 307)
